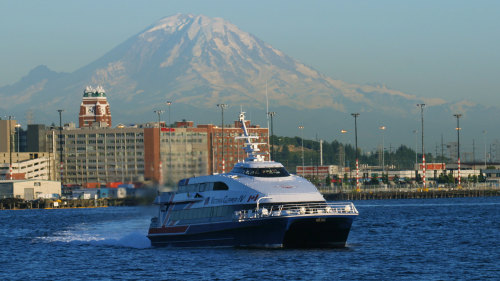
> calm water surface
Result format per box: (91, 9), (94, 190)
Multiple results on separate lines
(0, 197), (498, 280)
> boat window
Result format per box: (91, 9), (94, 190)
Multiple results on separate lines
(170, 207), (219, 221)
(212, 206), (232, 217)
(232, 167), (290, 177)
(213, 182), (229, 191)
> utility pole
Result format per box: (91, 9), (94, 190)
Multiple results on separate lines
(417, 104), (426, 190)
(320, 139), (323, 166)
(57, 109), (64, 185)
(7, 116), (13, 179)
(351, 113), (360, 191)
(389, 144), (393, 170)
(413, 130), (418, 169)
(454, 114), (462, 185)
(483, 130), (487, 168)
(298, 125), (304, 177)
(379, 126), (386, 174)
(435, 143), (438, 162)
(441, 134), (445, 173)
(340, 129), (347, 172)
(166, 101), (172, 185)
(154, 110), (164, 186)
(217, 104), (228, 173)
(473, 139), (476, 171)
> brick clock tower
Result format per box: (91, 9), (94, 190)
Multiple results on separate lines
(79, 86), (112, 128)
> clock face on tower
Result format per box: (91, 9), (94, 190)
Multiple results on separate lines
(88, 106), (95, 114)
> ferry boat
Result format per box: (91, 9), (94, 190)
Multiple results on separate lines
(147, 112), (358, 248)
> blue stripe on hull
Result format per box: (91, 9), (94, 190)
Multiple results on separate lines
(148, 215), (355, 248)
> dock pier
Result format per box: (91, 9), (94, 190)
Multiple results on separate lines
(0, 197), (152, 210)
(323, 188), (500, 201)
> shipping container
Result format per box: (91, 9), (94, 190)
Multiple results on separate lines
(106, 182), (123, 188)
(84, 182), (101, 189)
(98, 188), (110, 199)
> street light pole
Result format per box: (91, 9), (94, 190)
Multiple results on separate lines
(166, 101), (172, 184)
(298, 125), (304, 177)
(268, 112), (276, 161)
(7, 116), (13, 179)
(15, 123), (21, 152)
(417, 104), (425, 190)
(117, 124), (126, 183)
(341, 129), (347, 172)
(217, 104), (228, 173)
(413, 130), (418, 168)
(379, 126), (386, 174)
(57, 109), (64, 185)
(454, 114), (462, 185)
(154, 110), (164, 186)
(483, 130), (487, 168)
(351, 113), (360, 191)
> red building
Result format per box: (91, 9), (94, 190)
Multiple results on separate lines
(208, 120), (269, 174)
(78, 86), (112, 128)
(143, 118), (269, 183)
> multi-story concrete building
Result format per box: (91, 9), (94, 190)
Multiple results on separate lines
(207, 120), (269, 175)
(0, 118), (16, 154)
(0, 153), (54, 180)
(143, 118), (268, 185)
(15, 102), (268, 187)
(46, 124), (146, 186)
(144, 124), (209, 186)
(296, 165), (342, 180)
(41, 121), (212, 187)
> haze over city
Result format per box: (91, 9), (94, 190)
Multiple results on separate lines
(1, 0), (499, 152)
(1, 2), (499, 276)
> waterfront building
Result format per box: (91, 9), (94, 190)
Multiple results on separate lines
(207, 120), (269, 175)
(143, 119), (268, 185)
(0, 119), (16, 153)
(296, 165), (342, 180)
(11, 108), (267, 187)
(0, 180), (61, 200)
(27, 124), (49, 152)
(144, 124), (210, 186)
(1, 118), (51, 180)
(46, 124), (146, 186)
(0, 155), (54, 180)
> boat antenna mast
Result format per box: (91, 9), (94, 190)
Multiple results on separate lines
(236, 112), (266, 162)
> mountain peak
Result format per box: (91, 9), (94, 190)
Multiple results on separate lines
(1, 14), (496, 146)
(145, 14), (230, 36)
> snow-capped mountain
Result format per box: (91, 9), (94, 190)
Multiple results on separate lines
(0, 14), (497, 147)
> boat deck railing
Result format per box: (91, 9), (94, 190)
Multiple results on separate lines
(233, 202), (358, 221)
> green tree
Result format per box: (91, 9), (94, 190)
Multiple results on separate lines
(447, 173), (455, 183)
(325, 174), (332, 186)
(381, 173), (389, 184)
(393, 175), (400, 184)
(478, 173), (486, 182)
(416, 173), (422, 183)
(343, 173), (349, 186)
(369, 173), (379, 185)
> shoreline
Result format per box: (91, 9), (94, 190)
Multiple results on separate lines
(0, 197), (153, 210)
(1, 189), (498, 210)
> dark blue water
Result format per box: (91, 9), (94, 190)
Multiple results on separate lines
(0, 197), (498, 280)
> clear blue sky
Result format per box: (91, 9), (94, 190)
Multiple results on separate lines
(1, 0), (499, 105)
